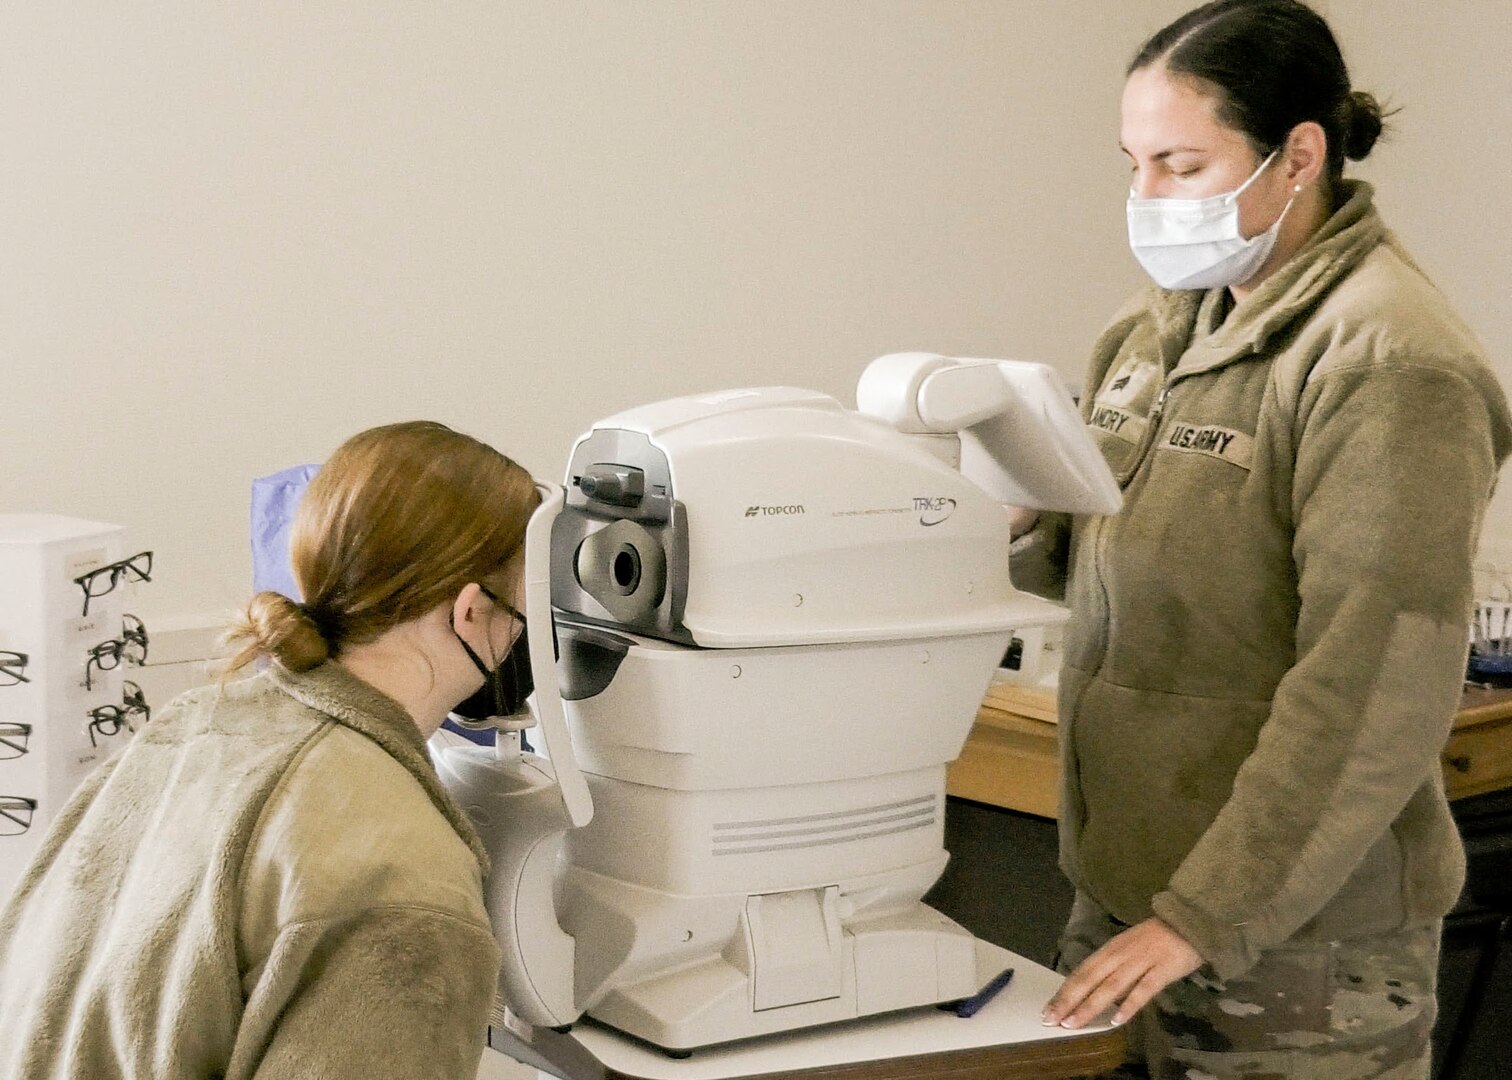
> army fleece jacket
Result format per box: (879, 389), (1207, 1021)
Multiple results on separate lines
(1013, 181), (1512, 981)
(0, 661), (500, 1079)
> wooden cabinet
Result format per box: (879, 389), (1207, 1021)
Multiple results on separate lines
(1445, 687), (1512, 801)
(946, 684), (1060, 819)
(948, 684), (1512, 819)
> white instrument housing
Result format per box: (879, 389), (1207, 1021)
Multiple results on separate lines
(437, 354), (1118, 1052)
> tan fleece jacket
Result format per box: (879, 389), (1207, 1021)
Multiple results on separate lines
(0, 662), (500, 1079)
(1014, 181), (1512, 980)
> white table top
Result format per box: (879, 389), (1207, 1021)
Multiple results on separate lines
(496, 939), (1119, 1080)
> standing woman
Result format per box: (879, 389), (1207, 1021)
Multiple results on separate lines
(1016, 2), (1512, 1076)
(0, 421), (537, 1079)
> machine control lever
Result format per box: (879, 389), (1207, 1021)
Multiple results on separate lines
(577, 465), (645, 508)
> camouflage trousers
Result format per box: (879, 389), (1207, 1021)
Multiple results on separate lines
(1058, 892), (1439, 1080)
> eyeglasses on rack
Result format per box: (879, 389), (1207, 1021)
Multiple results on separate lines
(0, 796), (36, 837)
(87, 677), (153, 747)
(0, 723), (31, 760)
(0, 651), (28, 687)
(73, 551), (154, 617)
(121, 680), (151, 728)
(84, 614), (149, 691)
(87, 705), (131, 748)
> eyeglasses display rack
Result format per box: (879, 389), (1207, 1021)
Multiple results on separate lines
(0, 514), (149, 907)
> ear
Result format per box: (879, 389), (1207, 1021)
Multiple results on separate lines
(1282, 121), (1328, 190)
(452, 582), (485, 628)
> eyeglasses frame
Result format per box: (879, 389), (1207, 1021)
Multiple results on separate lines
(87, 705), (130, 748)
(0, 795), (37, 837)
(73, 551), (154, 617)
(0, 650), (29, 687)
(121, 680), (151, 728)
(84, 615), (150, 691)
(0, 722), (31, 760)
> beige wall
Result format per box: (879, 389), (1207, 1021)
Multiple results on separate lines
(3, 1), (1509, 633)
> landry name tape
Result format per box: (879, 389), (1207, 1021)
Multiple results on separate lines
(1159, 422), (1254, 469)
(1088, 404), (1147, 446)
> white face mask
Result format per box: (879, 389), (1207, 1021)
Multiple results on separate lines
(1126, 151), (1295, 290)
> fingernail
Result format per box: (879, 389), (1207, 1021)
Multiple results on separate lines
(1112, 1012), (1127, 1026)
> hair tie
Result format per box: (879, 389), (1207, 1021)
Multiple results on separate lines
(295, 600), (332, 641)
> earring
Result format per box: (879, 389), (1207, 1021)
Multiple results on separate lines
(1294, 184), (1303, 193)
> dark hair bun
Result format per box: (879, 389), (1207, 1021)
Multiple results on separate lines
(245, 591), (330, 672)
(1343, 89), (1385, 161)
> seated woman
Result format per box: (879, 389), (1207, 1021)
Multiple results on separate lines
(0, 420), (539, 1080)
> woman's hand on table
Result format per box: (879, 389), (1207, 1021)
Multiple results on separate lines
(1041, 917), (1202, 1030)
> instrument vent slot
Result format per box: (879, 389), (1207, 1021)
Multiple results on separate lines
(712, 795), (936, 856)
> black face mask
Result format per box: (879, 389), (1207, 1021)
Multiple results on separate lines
(450, 588), (533, 728)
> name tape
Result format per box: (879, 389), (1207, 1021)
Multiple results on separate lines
(1159, 422), (1254, 469)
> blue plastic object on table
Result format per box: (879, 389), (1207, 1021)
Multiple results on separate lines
(1469, 647), (1512, 688)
